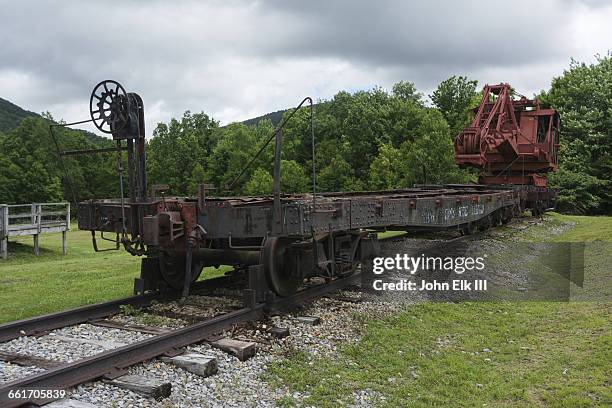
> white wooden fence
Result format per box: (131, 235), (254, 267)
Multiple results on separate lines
(0, 203), (70, 259)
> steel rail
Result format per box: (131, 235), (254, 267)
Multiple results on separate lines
(0, 293), (159, 343)
(0, 306), (264, 407)
(266, 272), (361, 312)
(0, 276), (231, 342)
(0, 273), (362, 407)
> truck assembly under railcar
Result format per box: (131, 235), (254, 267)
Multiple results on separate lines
(74, 81), (558, 299)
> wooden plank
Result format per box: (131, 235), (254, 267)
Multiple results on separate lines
(269, 327), (290, 339)
(48, 334), (126, 349)
(161, 353), (218, 377)
(7, 227), (67, 237)
(62, 231), (67, 255)
(89, 319), (171, 335)
(0, 237), (6, 260)
(210, 338), (257, 361)
(33, 234), (39, 256)
(109, 374), (171, 399)
(296, 316), (320, 326)
(0, 351), (63, 369)
(146, 309), (207, 322)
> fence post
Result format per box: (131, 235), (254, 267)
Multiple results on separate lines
(66, 202), (71, 231)
(32, 204), (41, 256)
(31, 203), (36, 225)
(37, 203), (42, 232)
(62, 202), (70, 255)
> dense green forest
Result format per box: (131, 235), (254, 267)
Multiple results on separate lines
(0, 57), (610, 214)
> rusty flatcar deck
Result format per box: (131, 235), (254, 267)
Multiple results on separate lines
(78, 185), (528, 240)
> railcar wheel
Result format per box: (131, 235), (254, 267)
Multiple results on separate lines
(262, 237), (300, 297)
(479, 214), (492, 231)
(493, 210), (503, 227)
(461, 222), (477, 235)
(501, 207), (513, 224)
(159, 251), (204, 290)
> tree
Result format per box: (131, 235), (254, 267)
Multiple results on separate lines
(541, 55), (612, 214)
(148, 111), (219, 195)
(187, 163), (206, 195)
(205, 120), (274, 193)
(399, 109), (461, 185)
(368, 144), (402, 189)
(245, 168), (273, 195)
(431, 75), (478, 137)
(280, 160), (309, 193)
(318, 154), (363, 192)
(392, 81), (423, 106)
(0, 116), (117, 204)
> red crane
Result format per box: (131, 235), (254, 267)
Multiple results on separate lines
(454, 83), (560, 186)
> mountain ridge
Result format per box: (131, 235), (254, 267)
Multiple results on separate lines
(0, 96), (39, 133)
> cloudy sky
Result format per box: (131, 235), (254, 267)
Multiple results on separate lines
(0, 0), (610, 137)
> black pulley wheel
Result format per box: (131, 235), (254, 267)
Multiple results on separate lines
(159, 251), (204, 290)
(89, 80), (130, 134)
(262, 237), (300, 297)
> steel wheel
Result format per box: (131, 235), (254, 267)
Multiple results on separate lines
(159, 251), (203, 290)
(262, 237), (300, 297)
(89, 80), (130, 134)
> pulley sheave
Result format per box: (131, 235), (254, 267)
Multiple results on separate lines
(89, 80), (130, 134)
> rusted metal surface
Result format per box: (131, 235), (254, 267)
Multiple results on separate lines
(454, 83), (560, 186)
(79, 185), (525, 239)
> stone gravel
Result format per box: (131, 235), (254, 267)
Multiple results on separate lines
(0, 361), (45, 385)
(0, 334), (110, 363)
(64, 289), (387, 408)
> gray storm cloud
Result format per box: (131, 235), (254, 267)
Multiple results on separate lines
(0, 0), (609, 137)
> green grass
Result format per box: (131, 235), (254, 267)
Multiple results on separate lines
(531, 212), (612, 242)
(269, 302), (610, 407)
(377, 230), (408, 240)
(0, 224), (227, 323)
(268, 213), (612, 407)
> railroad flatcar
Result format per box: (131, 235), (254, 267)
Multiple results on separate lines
(74, 81), (558, 300)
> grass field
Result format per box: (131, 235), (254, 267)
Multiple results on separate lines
(268, 213), (612, 407)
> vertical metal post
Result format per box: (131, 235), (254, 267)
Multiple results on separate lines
(272, 129), (283, 235)
(116, 140), (127, 236)
(310, 99), (316, 210)
(182, 238), (194, 299)
(197, 184), (206, 212)
(0, 205), (7, 259)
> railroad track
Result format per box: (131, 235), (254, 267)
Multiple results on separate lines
(0, 224), (524, 407)
(0, 275), (234, 343)
(0, 272), (360, 407)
